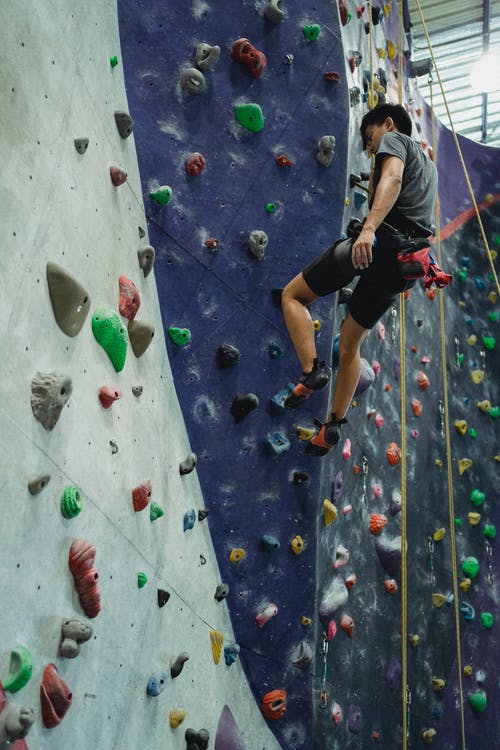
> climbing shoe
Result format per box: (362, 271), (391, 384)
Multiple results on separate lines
(306, 415), (347, 456)
(284, 359), (329, 409)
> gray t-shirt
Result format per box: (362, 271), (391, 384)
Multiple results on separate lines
(373, 131), (438, 235)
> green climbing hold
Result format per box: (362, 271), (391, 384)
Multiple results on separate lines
(469, 427), (477, 438)
(60, 486), (82, 519)
(470, 489), (485, 507)
(265, 203), (276, 214)
(150, 502), (164, 521)
(110, 56), (118, 68)
(483, 524), (496, 539)
(455, 517), (462, 526)
(234, 103), (264, 133)
(468, 690), (487, 713)
(303, 24), (321, 41)
(150, 186), (172, 206)
(461, 556), (479, 579)
(482, 335), (496, 350)
(92, 308), (128, 372)
(487, 405), (500, 419)
(457, 268), (468, 282)
(494, 234), (500, 245)
(487, 311), (499, 323)
(168, 326), (191, 347)
(480, 612), (494, 629)
(3, 646), (33, 693)
(138, 572), (148, 588)
(458, 353), (465, 364)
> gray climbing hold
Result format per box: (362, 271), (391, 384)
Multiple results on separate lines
(261, 534), (280, 550)
(292, 640), (313, 670)
(319, 576), (348, 624)
(109, 440), (118, 454)
(147, 671), (169, 696)
(179, 452), (197, 475)
(264, 0), (285, 23)
(231, 393), (259, 422)
(181, 68), (206, 94)
(74, 138), (89, 154)
(28, 474), (51, 496)
(198, 509), (209, 521)
(0, 701), (35, 746)
(137, 246), (155, 278)
(317, 135), (336, 167)
(31, 371), (72, 430)
(114, 111), (134, 139)
(195, 42), (221, 70)
(185, 728), (209, 750)
(218, 343), (241, 368)
(214, 583), (229, 602)
(60, 617), (92, 658)
(215, 705), (246, 750)
(171, 652), (190, 679)
(248, 230), (268, 260)
(132, 385), (143, 397)
(128, 320), (155, 358)
(46, 261), (90, 337)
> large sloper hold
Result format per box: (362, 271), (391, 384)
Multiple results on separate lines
(46, 262), (90, 336)
(31, 371), (72, 430)
(92, 309), (128, 372)
(215, 705), (246, 750)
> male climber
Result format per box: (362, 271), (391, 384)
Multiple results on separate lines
(281, 103), (438, 456)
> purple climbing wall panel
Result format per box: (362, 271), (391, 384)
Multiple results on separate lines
(117, 1), (499, 748)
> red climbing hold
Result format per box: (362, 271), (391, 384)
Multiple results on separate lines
(275, 154), (293, 167)
(357, 4), (365, 17)
(40, 663), (72, 728)
(232, 38), (267, 78)
(118, 275), (141, 320)
(204, 238), (219, 250)
(68, 540), (101, 618)
(132, 480), (152, 512)
(386, 443), (401, 466)
(326, 619), (337, 640)
(186, 152), (206, 176)
(98, 386), (122, 409)
(345, 573), (357, 589)
(341, 614), (355, 637)
(261, 690), (287, 720)
(109, 166), (127, 186)
(411, 398), (423, 416)
(339, 0), (349, 25)
(324, 71), (340, 82)
(370, 514), (388, 535)
(385, 579), (398, 594)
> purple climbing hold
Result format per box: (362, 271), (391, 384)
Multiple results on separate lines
(385, 656), (401, 689)
(215, 705), (246, 750)
(332, 470), (344, 502)
(230, 393), (259, 422)
(347, 704), (363, 734)
(393, 357), (401, 381)
(353, 358), (375, 396)
(375, 536), (401, 578)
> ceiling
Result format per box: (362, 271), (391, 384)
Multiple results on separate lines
(406, 0), (500, 147)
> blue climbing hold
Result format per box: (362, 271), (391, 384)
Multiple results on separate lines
(270, 384), (295, 413)
(261, 534), (280, 551)
(354, 191), (367, 210)
(266, 432), (291, 454)
(474, 276), (486, 290)
(268, 341), (283, 358)
(184, 508), (196, 532)
(460, 601), (475, 620)
(224, 642), (240, 666)
(147, 671), (169, 696)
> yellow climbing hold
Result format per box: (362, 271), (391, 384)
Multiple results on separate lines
(431, 593), (446, 608)
(312, 319), (321, 332)
(324, 499), (337, 525)
(454, 420), (467, 436)
(229, 548), (246, 563)
(345, 196), (350, 206)
(367, 89), (379, 108)
(432, 677), (445, 692)
(290, 535), (304, 555)
(169, 708), (186, 728)
(468, 512), (481, 526)
(435, 458), (443, 468)
(458, 300), (466, 308)
(477, 400), (491, 413)
(377, 47), (388, 59)
(422, 728), (437, 744)
(301, 616), (312, 626)
(433, 528), (446, 542)
(296, 425), (315, 441)
(210, 629), (224, 664)
(460, 578), (471, 592)
(492, 249), (498, 260)
(485, 192), (494, 202)
(494, 454), (500, 462)
(383, 3), (391, 17)
(466, 334), (477, 346)
(464, 665), (473, 677)
(409, 634), (420, 648)
(471, 370), (485, 384)
(488, 291), (497, 304)
(386, 40), (397, 59)
(458, 458), (472, 475)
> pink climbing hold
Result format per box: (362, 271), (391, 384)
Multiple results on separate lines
(341, 613), (355, 637)
(372, 360), (381, 375)
(343, 504), (353, 515)
(411, 429), (419, 439)
(132, 480), (152, 512)
(342, 438), (351, 461)
(109, 166), (128, 186)
(377, 322), (385, 340)
(186, 152), (206, 175)
(331, 701), (343, 725)
(118, 275), (141, 320)
(372, 484), (382, 499)
(375, 414), (384, 428)
(40, 663), (72, 728)
(421, 355), (430, 364)
(334, 545), (349, 569)
(345, 573), (357, 589)
(98, 386), (122, 409)
(326, 619), (337, 640)
(256, 603), (278, 628)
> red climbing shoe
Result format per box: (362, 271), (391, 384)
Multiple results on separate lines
(284, 359), (329, 409)
(306, 416), (347, 456)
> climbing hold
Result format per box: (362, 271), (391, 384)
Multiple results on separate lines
(229, 547), (246, 562)
(157, 589), (170, 608)
(468, 512), (481, 525)
(68, 539), (101, 618)
(186, 152), (206, 176)
(422, 728), (437, 744)
(386, 40), (397, 59)
(31, 371), (73, 430)
(331, 701), (343, 725)
(481, 612), (494, 629)
(265, 202), (276, 214)
(464, 665), (473, 676)
(455, 419), (467, 435)
(256, 603), (278, 628)
(467, 334), (478, 346)
(128, 320), (155, 358)
(334, 545), (349, 569)
(266, 431), (291, 454)
(482, 335), (496, 350)
(372, 484), (382, 499)
(327, 620), (337, 640)
(248, 229), (268, 259)
(147, 672), (168, 697)
(411, 398), (423, 417)
(292, 471), (309, 485)
(264, 0), (285, 23)
(98, 385), (122, 409)
(137, 245), (155, 277)
(461, 602), (475, 622)
(234, 103), (264, 133)
(347, 704), (362, 734)
(303, 24), (321, 41)
(370, 514), (387, 535)
(198, 509), (208, 521)
(390, 489), (402, 515)
(468, 690), (486, 713)
(224, 642), (240, 666)
(180, 67), (206, 93)
(385, 579), (397, 594)
(290, 535), (304, 555)
(214, 583), (229, 602)
(170, 652), (189, 679)
(118, 276), (140, 321)
(168, 326), (190, 347)
(275, 153), (292, 167)
(132, 480), (151, 512)
(109, 165), (127, 186)
(432, 593), (447, 608)
(185, 728), (210, 750)
(339, 0), (349, 25)
(292, 641), (313, 670)
(232, 38), (267, 78)
(375, 536), (401, 577)
(217, 343), (241, 368)
(333, 471), (344, 502)
(110, 55), (118, 67)
(92, 308), (128, 372)
(462, 556), (479, 578)
(345, 573), (357, 590)
(470, 489), (485, 507)
(231, 393), (259, 422)
(343, 504), (353, 515)
(342, 438), (351, 461)
(471, 369), (485, 384)
(179, 452), (197, 475)
(483, 524), (496, 539)
(385, 657), (401, 689)
(488, 405), (500, 418)
(301, 616), (312, 627)
(28, 474), (51, 496)
(417, 371), (430, 389)
(150, 186), (172, 205)
(3, 646), (33, 693)
(209, 629), (224, 664)
(433, 527), (446, 541)
(60, 617), (92, 659)
(60, 486), (82, 519)
(138, 572), (148, 588)
(40, 663), (72, 728)
(460, 578), (471, 592)
(169, 708), (187, 729)
(195, 42), (221, 70)
(46, 261), (90, 337)
(386, 442), (401, 466)
(149, 502), (164, 521)
(183, 508), (196, 532)
(312, 319), (321, 332)
(409, 634), (420, 647)
(488, 310), (499, 322)
(297, 425), (315, 441)
(261, 534), (280, 551)
(319, 576), (348, 623)
(354, 191), (367, 210)
(458, 458), (472, 475)
(317, 135), (336, 167)
(114, 111), (134, 139)
(375, 413), (384, 428)
(324, 500), (337, 525)
(261, 690), (287, 720)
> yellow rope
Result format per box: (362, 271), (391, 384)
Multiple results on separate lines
(368, 0), (374, 107)
(414, 0), (500, 297)
(429, 74), (468, 750)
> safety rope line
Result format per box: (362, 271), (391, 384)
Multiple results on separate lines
(414, 0), (500, 298)
(429, 74), (468, 750)
(368, 0), (374, 107)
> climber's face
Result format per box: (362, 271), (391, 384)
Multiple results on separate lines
(363, 117), (396, 155)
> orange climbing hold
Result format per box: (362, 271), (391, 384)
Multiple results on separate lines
(261, 690), (287, 720)
(385, 579), (397, 594)
(386, 442), (401, 466)
(340, 614), (355, 637)
(417, 371), (430, 390)
(370, 513), (388, 535)
(345, 573), (357, 589)
(411, 398), (423, 416)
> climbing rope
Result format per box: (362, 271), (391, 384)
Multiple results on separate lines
(368, 0), (374, 107)
(414, 0), (500, 298)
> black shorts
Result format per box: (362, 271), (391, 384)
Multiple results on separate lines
(302, 230), (414, 329)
